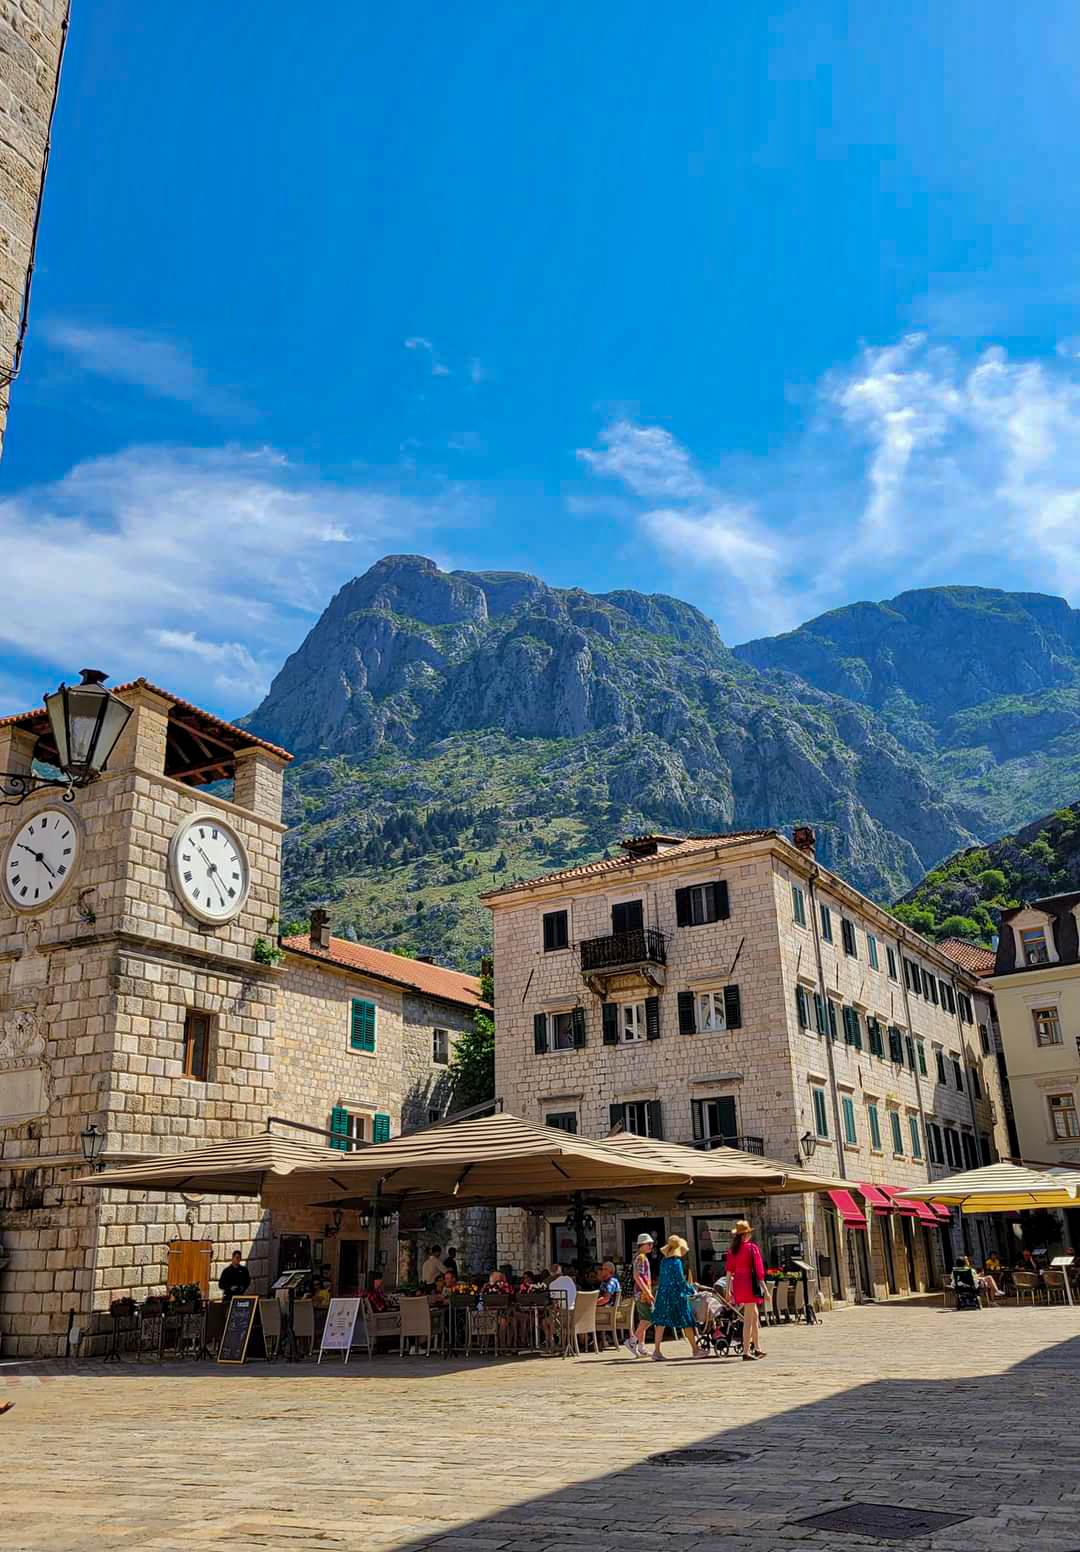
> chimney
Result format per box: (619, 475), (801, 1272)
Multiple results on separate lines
(310, 908), (332, 950)
(792, 825), (816, 858)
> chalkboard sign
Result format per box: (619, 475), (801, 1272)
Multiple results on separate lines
(217, 1296), (260, 1365)
(318, 1297), (360, 1364)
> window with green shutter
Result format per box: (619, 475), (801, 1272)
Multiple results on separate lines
(373, 1112), (391, 1144)
(795, 984), (810, 1029)
(908, 1115), (922, 1159)
(867, 1102), (882, 1151)
(329, 1105), (350, 1150)
(868, 1017), (884, 1058)
(841, 918), (857, 957)
(904, 1035), (915, 1070)
(349, 998), (376, 1052)
(792, 883), (807, 927)
(888, 1026), (904, 1064)
(889, 1110), (904, 1155)
(841, 1094), (857, 1145)
(826, 999), (838, 1040)
(867, 934), (879, 971)
(811, 1085), (828, 1138)
(916, 1041), (927, 1077)
(813, 993), (827, 1035)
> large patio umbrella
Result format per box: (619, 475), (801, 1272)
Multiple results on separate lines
(897, 1161), (1080, 1214)
(72, 1131), (368, 1204)
(600, 1132), (846, 1199)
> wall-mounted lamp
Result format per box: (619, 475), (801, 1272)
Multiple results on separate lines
(80, 1122), (105, 1171)
(800, 1130), (818, 1159)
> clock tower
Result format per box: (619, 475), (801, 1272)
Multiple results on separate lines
(0, 679), (291, 1356)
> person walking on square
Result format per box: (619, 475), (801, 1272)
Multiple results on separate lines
(624, 1231), (656, 1356)
(726, 1218), (766, 1360)
(650, 1235), (708, 1360)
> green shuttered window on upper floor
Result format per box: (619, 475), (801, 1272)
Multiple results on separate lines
(350, 998), (376, 1052)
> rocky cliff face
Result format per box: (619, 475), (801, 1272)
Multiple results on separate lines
(249, 557), (991, 963)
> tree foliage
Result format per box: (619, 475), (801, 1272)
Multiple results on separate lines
(449, 964), (495, 1110)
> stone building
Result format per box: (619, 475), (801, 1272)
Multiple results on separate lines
(486, 829), (1007, 1302)
(0, 678), (484, 1356)
(985, 895), (1080, 1249)
(0, 0), (69, 453)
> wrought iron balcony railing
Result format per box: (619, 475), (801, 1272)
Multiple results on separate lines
(579, 927), (667, 974)
(688, 1133), (765, 1156)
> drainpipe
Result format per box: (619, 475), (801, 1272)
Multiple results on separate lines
(806, 870), (847, 1180)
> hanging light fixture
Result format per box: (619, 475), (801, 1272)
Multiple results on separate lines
(3, 670), (132, 807)
(80, 1122), (105, 1171)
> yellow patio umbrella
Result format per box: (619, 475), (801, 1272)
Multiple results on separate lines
(896, 1160), (1080, 1215)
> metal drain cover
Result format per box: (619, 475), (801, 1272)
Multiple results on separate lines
(796, 1504), (972, 1540)
(650, 1448), (746, 1466)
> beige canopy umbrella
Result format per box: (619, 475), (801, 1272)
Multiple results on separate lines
(72, 1131), (366, 1205)
(601, 1132), (846, 1199)
(897, 1160), (1080, 1215)
(295, 1111), (695, 1206)
(75, 1113), (694, 1208)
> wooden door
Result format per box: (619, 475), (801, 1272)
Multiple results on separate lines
(167, 1239), (212, 1297)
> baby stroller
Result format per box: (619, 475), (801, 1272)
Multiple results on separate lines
(951, 1264), (981, 1313)
(691, 1282), (743, 1355)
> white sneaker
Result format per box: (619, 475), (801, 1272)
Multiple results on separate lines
(622, 1336), (639, 1356)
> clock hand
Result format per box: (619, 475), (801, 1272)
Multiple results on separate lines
(17, 843), (55, 878)
(195, 845), (227, 906)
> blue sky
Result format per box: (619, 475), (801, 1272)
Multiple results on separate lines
(5, 2), (1080, 717)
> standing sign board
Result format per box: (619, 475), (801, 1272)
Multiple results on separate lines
(217, 1295), (260, 1364)
(318, 1297), (360, 1363)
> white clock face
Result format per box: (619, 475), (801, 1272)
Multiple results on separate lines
(170, 815), (250, 925)
(4, 808), (80, 911)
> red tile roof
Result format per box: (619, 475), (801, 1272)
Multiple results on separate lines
(0, 677), (291, 776)
(281, 934), (488, 1011)
(481, 830), (777, 898)
(937, 937), (996, 977)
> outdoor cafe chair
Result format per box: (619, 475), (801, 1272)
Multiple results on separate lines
(571, 1290), (601, 1356)
(515, 1289), (549, 1352)
(258, 1298), (282, 1360)
(467, 1298), (502, 1357)
(359, 1298), (400, 1359)
(594, 1296), (620, 1349)
(1044, 1269), (1068, 1305)
(399, 1295), (438, 1357)
(292, 1297), (315, 1358)
(1012, 1271), (1041, 1307)
(790, 1279), (805, 1322)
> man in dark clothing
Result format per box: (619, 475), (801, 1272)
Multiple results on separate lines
(218, 1250), (251, 1300)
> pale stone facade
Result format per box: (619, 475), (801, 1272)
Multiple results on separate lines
(0, 0), (68, 453)
(0, 679), (484, 1355)
(488, 831), (1007, 1300)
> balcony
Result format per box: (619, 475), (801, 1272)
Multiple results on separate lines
(580, 928), (667, 994)
(688, 1133), (766, 1156)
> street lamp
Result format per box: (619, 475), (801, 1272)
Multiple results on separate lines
(80, 1122), (105, 1172)
(800, 1130), (818, 1159)
(2, 670), (132, 807)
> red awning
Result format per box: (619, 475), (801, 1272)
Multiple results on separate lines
(855, 1181), (893, 1212)
(880, 1185), (919, 1216)
(826, 1188), (868, 1230)
(928, 1202), (951, 1221)
(909, 1200), (942, 1225)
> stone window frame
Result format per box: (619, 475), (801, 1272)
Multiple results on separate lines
(432, 1027), (450, 1065)
(1011, 908), (1058, 967)
(182, 1008), (215, 1082)
(1048, 1091), (1080, 1141)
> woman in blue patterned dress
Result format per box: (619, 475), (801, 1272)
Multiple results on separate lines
(650, 1235), (710, 1360)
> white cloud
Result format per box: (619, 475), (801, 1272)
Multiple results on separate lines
(40, 319), (248, 416)
(404, 336), (451, 376)
(0, 444), (455, 714)
(579, 337), (1080, 639)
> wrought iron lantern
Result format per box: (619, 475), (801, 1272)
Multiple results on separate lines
(800, 1130), (818, 1159)
(3, 669), (132, 806)
(80, 1122), (105, 1171)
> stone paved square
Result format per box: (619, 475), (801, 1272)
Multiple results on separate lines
(2, 1302), (1079, 1552)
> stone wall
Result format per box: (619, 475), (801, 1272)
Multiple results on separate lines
(0, 0), (68, 454)
(399, 989), (472, 1131)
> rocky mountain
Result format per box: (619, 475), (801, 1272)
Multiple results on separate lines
(893, 798), (1080, 946)
(249, 556), (981, 964)
(735, 587), (1080, 835)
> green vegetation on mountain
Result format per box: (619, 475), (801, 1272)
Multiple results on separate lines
(893, 800), (1080, 944)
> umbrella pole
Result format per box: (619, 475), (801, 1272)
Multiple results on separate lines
(370, 1178), (382, 1285)
(574, 1191), (588, 1275)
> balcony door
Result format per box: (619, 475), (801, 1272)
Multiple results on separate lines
(611, 900), (644, 935)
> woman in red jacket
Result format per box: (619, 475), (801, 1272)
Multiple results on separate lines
(725, 1218), (766, 1361)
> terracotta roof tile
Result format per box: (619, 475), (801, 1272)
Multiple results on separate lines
(0, 677), (291, 763)
(281, 934), (487, 1011)
(482, 830), (777, 898)
(937, 937), (996, 977)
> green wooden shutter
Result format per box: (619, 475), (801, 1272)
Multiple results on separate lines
(674, 887), (691, 928)
(644, 997), (661, 1040)
(571, 1006), (587, 1048)
(350, 998), (376, 1052)
(904, 1035), (915, 1070)
(691, 1098), (704, 1140)
(373, 1112), (391, 1144)
(723, 985), (742, 1029)
(811, 1086), (828, 1137)
(916, 1041), (927, 1076)
(908, 1116), (922, 1159)
(826, 1000), (838, 1040)
(813, 993), (826, 1035)
(841, 1095), (856, 1145)
(868, 1103), (882, 1151)
(602, 1003), (619, 1045)
(329, 1105), (349, 1151)
(712, 880), (730, 920)
(795, 985), (809, 1029)
(645, 1100), (663, 1139)
(533, 1012), (548, 1054)
(677, 990), (696, 1034)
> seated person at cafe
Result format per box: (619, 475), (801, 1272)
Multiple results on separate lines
(483, 1267), (511, 1297)
(218, 1250), (251, 1301)
(442, 1269), (459, 1293)
(312, 1278), (331, 1310)
(542, 1263), (577, 1344)
(420, 1245), (446, 1285)
(596, 1261), (622, 1306)
(366, 1275), (393, 1312)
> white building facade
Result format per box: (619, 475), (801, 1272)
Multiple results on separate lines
(487, 829), (1007, 1300)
